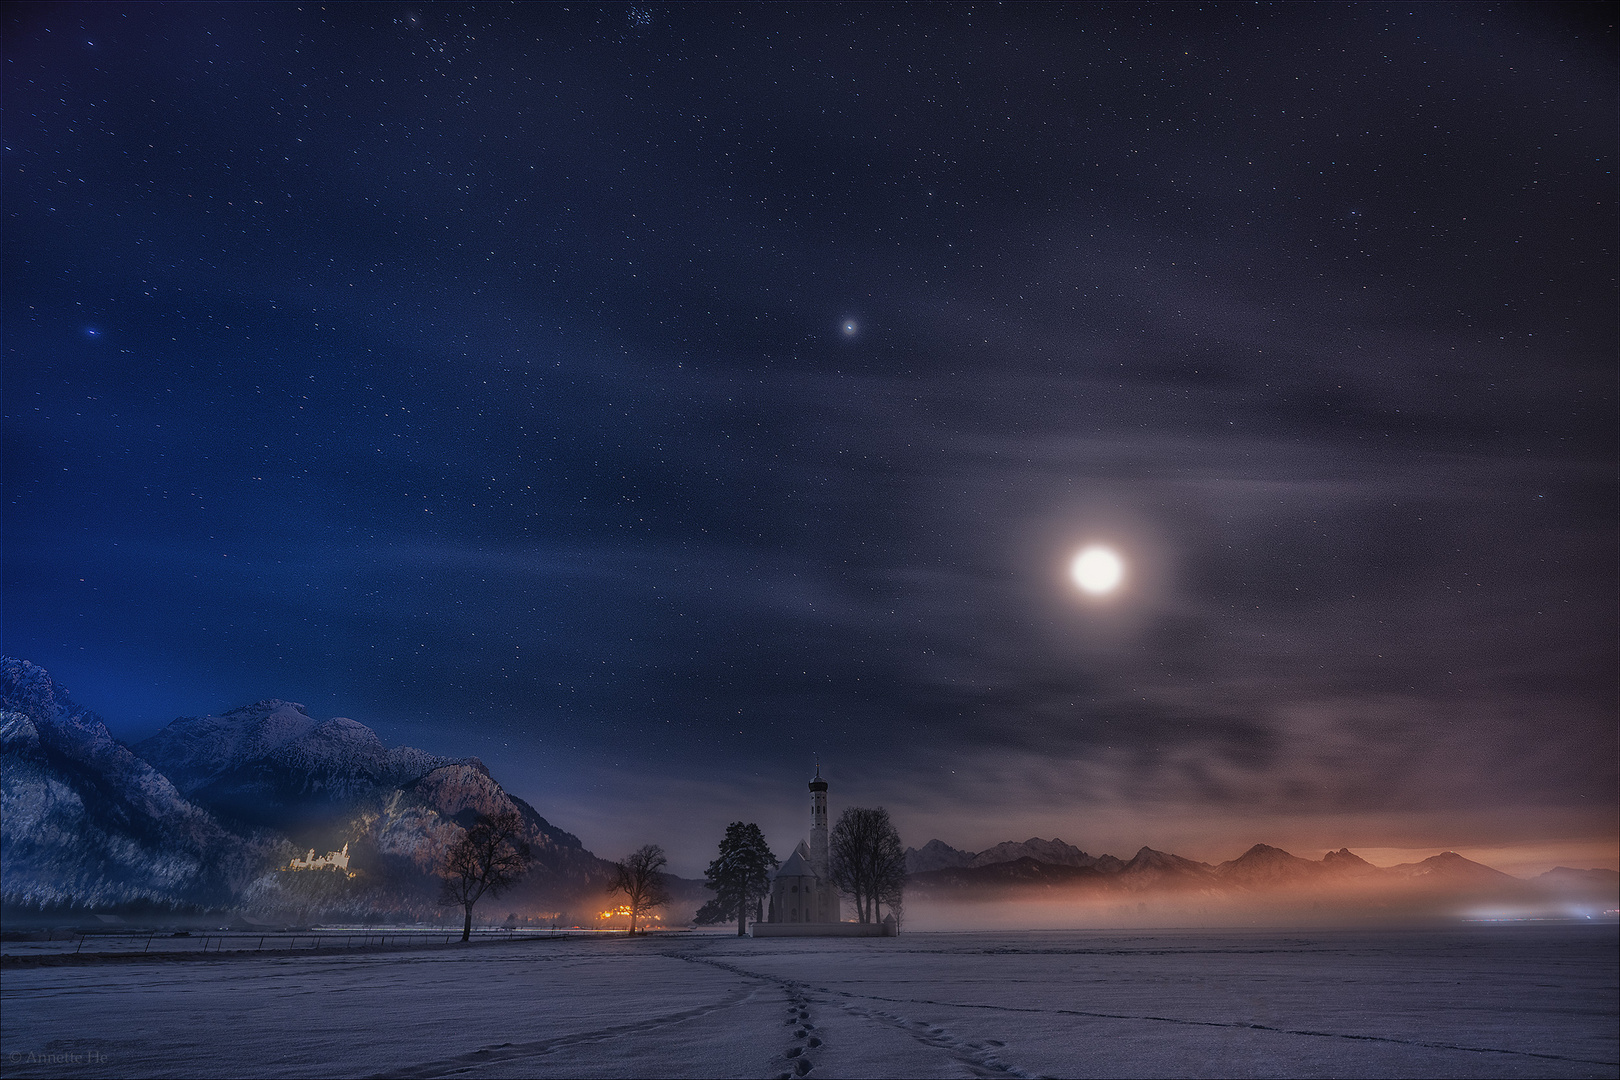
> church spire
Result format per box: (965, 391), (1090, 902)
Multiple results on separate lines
(808, 764), (829, 878)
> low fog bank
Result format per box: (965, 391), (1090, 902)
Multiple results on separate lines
(902, 877), (1619, 931)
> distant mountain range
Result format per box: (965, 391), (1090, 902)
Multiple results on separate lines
(903, 837), (1618, 911)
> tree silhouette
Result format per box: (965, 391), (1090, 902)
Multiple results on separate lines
(691, 896), (732, 925)
(438, 811), (532, 941)
(703, 821), (778, 936)
(828, 806), (906, 924)
(609, 843), (673, 934)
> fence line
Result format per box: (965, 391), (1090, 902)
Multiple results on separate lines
(32, 928), (574, 958)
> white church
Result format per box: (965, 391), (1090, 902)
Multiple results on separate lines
(752, 767), (896, 937)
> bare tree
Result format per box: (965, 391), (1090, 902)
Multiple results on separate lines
(828, 806), (906, 924)
(439, 811), (533, 941)
(609, 843), (673, 934)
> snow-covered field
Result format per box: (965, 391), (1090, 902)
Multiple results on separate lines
(3, 924), (1615, 1078)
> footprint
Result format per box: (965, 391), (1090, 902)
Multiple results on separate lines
(794, 1028), (807, 1039)
(794, 1059), (812, 1076)
(806, 1037), (821, 1048)
(786, 1046), (803, 1058)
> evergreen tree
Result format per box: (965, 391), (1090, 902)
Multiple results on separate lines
(702, 821), (778, 937)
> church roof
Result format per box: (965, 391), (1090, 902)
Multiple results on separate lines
(775, 844), (817, 879)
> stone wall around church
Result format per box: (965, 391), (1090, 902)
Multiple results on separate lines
(751, 920), (894, 938)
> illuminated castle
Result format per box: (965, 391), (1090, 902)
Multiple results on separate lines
(282, 842), (355, 877)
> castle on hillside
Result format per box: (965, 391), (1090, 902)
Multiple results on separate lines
(752, 767), (895, 938)
(281, 843), (356, 877)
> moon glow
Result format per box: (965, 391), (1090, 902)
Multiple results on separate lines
(1071, 546), (1124, 595)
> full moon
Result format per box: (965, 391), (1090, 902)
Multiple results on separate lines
(1071, 546), (1124, 595)
(842, 320), (857, 336)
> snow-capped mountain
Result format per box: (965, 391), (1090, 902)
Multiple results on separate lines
(1212, 843), (1325, 886)
(902, 833), (1612, 914)
(1, 658), (613, 919)
(237, 757), (615, 922)
(905, 839), (976, 874)
(969, 837), (1107, 869)
(135, 701), (458, 828)
(1382, 850), (1519, 885)
(905, 837), (1130, 876)
(0, 658), (267, 908)
(1113, 847), (1219, 890)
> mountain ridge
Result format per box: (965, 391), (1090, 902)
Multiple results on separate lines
(2, 658), (614, 921)
(904, 836), (1616, 905)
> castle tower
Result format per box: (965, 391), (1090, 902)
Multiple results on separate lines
(809, 765), (829, 879)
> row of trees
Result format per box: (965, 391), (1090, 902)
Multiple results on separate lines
(827, 806), (906, 925)
(436, 805), (906, 940)
(698, 808), (906, 934)
(436, 812), (675, 940)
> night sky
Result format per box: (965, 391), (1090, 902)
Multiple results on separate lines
(5, 3), (1614, 876)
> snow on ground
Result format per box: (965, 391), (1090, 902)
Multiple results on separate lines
(2, 924), (1615, 1078)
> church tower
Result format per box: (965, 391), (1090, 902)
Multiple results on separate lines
(761, 765), (843, 927)
(809, 765), (829, 879)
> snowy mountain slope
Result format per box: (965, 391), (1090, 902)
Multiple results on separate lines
(132, 700), (320, 794)
(1115, 847), (1220, 891)
(1213, 843), (1326, 886)
(901, 836), (1606, 912)
(905, 839), (976, 874)
(0, 659), (268, 907)
(237, 761), (617, 921)
(904, 836), (1129, 876)
(1384, 850), (1518, 885)
(908, 857), (1112, 894)
(969, 838), (1103, 869)
(3, 658), (617, 919)
(135, 704), (459, 828)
